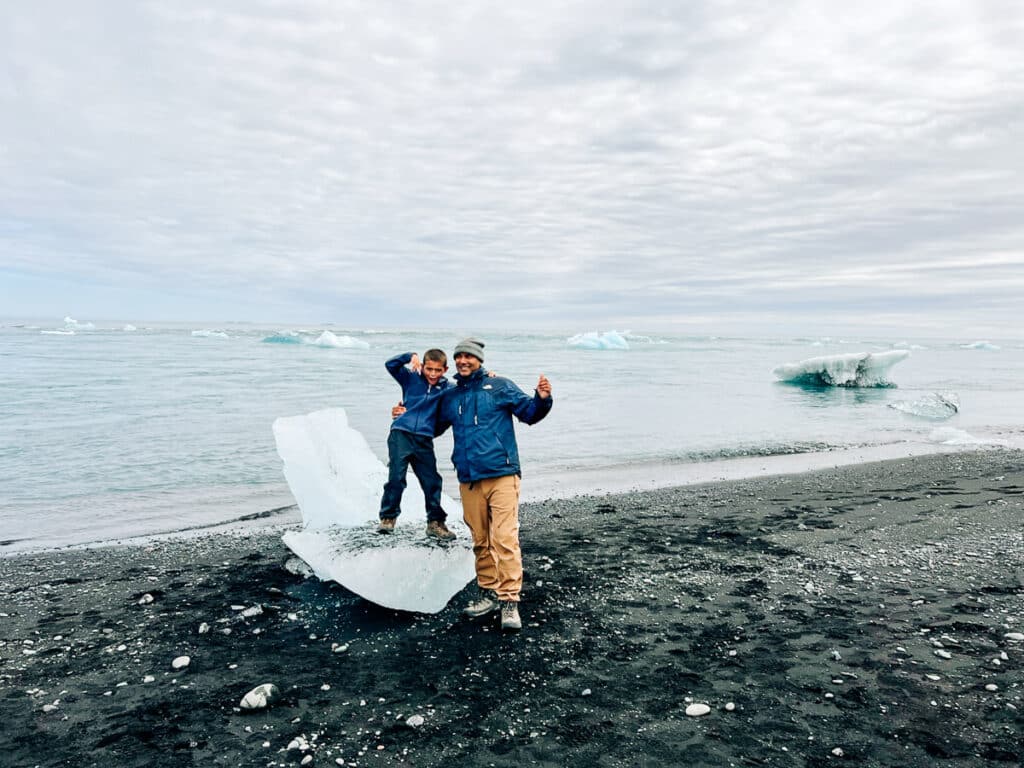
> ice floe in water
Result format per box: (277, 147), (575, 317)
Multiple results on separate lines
(192, 329), (230, 339)
(273, 408), (474, 613)
(63, 316), (95, 330)
(929, 427), (1007, 446)
(889, 392), (959, 420)
(568, 330), (629, 350)
(311, 331), (370, 349)
(961, 341), (1001, 351)
(122, 324), (137, 332)
(772, 350), (910, 387)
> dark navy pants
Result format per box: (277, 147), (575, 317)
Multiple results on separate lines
(379, 429), (446, 522)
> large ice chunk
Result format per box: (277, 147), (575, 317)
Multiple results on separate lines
(272, 408), (474, 613)
(772, 350), (910, 387)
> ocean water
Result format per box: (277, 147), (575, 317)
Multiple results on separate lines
(2, 320), (1023, 553)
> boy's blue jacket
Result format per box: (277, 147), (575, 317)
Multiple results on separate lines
(386, 353), (448, 437)
(435, 367), (553, 483)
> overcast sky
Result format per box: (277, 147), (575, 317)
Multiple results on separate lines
(2, 1), (1022, 335)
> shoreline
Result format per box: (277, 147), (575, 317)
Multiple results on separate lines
(2, 449), (1022, 767)
(5, 441), (1018, 557)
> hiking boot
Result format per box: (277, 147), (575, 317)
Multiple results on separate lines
(377, 518), (396, 534)
(501, 601), (522, 632)
(426, 520), (456, 541)
(463, 588), (500, 618)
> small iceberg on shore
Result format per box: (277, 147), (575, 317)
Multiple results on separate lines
(773, 350), (910, 387)
(929, 427), (1006, 447)
(889, 392), (959, 420)
(568, 331), (629, 350)
(273, 408), (473, 613)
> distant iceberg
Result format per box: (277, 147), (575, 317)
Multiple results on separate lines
(262, 333), (303, 344)
(568, 331), (629, 350)
(63, 316), (95, 330)
(312, 331), (370, 349)
(773, 350), (910, 387)
(192, 329), (230, 339)
(889, 392), (959, 420)
(122, 324), (137, 332)
(961, 341), (1000, 351)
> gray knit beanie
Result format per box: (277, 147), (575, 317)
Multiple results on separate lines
(453, 337), (485, 362)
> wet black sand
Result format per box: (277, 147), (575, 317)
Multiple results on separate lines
(2, 450), (1022, 767)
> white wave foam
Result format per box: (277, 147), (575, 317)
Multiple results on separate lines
(889, 392), (959, 420)
(568, 330), (629, 350)
(191, 329), (230, 339)
(773, 350), (910, 387)
(42, 329), (76, 335)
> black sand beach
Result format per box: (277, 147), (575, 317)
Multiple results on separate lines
(2, 450), (1022, 767)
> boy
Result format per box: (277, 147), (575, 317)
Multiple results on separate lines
(378, 349), (456, 540)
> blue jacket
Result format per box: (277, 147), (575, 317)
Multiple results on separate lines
(436, 367), (553, 483)
(386, 353), (448, 438)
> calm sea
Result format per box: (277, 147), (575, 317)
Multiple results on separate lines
(2, 320), (1022, 552)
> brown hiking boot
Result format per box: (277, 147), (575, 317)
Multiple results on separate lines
(463, 588), (500, 618)
(377, 518), (396, 534)
(426, 520), (456, 541)
(501, 601), (522, 632)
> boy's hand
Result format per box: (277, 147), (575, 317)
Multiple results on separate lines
(536, 374), (551, 399)
(409, 354), (421, 372)
(392, 402), (407, 419)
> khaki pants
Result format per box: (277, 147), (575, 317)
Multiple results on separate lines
(459, 475), (522, 602)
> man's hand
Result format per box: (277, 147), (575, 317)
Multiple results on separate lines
(392, 402), (406, 419)
(536, 374), (551, 399)
(409, 354), (421, 373)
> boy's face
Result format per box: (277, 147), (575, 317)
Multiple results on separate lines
(422, 359), (447, 385)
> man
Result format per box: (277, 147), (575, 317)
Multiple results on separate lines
(378, 349), (456, 541)
(434, 337), (553, 632)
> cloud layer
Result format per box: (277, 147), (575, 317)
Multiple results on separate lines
(2, 1), (1023, 334)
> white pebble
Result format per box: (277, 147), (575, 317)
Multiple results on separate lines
(985, 683), (998, 691)
(240, 683), (280, 711)
(321, 684), (331, 691)
(724, 702), (736, 712)
(137, 594), (154, 605)
(143, 675), (155, 683)
(171, 656), (190, 670)
(582, 688), (592, 697)
(241, 605), (263, 618)
(1004, 632), (1024, 642)
(301, 756), (312, 766)
(832, 747), (844, 756)
(406, 714), (425, 727)
(198, 622), (210, 634)
(685, 703), (711, 717)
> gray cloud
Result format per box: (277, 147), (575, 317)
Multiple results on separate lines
(2, 0), (1023, 335)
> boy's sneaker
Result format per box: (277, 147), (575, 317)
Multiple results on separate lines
(500, 601), (522, 632)
(426, 520), (456, 541)
(463, 588), (500, 618)
(377, 518), (396, 534)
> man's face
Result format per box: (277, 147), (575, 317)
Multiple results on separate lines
(454, 352), (482, 376)
(422, 359), (447, 386)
